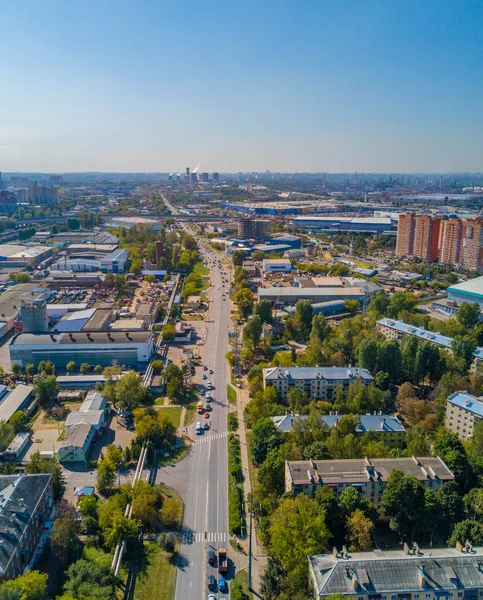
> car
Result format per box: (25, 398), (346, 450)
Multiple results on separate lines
(204, 365), (208, 371)
(205, 404), (212, 411)
(204, 421), (210, 430)
(204, 412), (210, 419)
(208, 575), (216, 590)
(209, 369), (213, 374)
(208, 595), (216, 600)
(208, 550), (216, 565)
(218, 577), (227, 592)
(202, 374), (207, 380)
(206, 393), (211, 401)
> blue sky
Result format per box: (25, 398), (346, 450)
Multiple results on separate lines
(1, 0), (482, 173)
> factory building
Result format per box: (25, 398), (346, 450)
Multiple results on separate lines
(20, 300), (48, 333)
(100, 248), (128, 273)
(292, 216), (393, 233)
(9, 331), (153, 368)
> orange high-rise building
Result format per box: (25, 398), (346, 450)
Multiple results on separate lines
(439, 219), (463, 265)
(412, 215), (441, 261)
(461, 217), (483, 271)
(396, 214), (415, 257)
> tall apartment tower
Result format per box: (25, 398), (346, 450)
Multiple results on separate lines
(413, 215), (441, 261)
(28, 183), (58, 205)
(185, 167), (190, 182)
(213, 173), (219, 182)
(461, 217), (483, 271)
(238, 219), (270, 241)
(439, 219), (463, 265)
(396, 214), (416, 256)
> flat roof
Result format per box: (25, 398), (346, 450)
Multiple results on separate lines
(82, 308), (113, 331)
(448, 391), (483, 418)
(0, 284), (48, 321)
(272, 414), (405, 434)
(60, 422), (93, 449)
(448, 276), (483, 299)
(259, 287), (366, 298)
(263, 366), (373, 382)
(262, 259), (292, 265)
(12, 331), (150, 346)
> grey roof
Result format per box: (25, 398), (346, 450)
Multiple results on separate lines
(0, 384), (34, 423)
(309, 548), (483, 597)
(12, 331), (150, 346)
(65, 410), (104, 429)
(100, 248), (128, 263)
(287, 456), (454, 487)
(0, 474), (52, 575)
(263, 366), (374, 382)
(448, 276), (483, 299)
(0, 284), (48, 321)
(259, 287), (368, 299)
(80, 391), (107, 412)
(447, 391), (483, 418)
(60, 422), (93, 449)
(272, 413), (405, 434)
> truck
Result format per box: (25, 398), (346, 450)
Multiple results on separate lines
(218, 548), (228, 573)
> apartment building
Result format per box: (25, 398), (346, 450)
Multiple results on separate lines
(309, 545), (483, 600)
(413, 215), (441, 260)
(285, 456), (454, 500)
(445, 391), (483, 440)
(440, 219), (464, 265)
(262, 367), (374, 401)
(395, 213), (415, 256)
(0, 474), (54, 581)
(462, 218), (483, 271)
(237, 218), (270, 241)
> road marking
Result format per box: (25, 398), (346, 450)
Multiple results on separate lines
(193, 432), (229, 444)
(179, 530), (229, 544)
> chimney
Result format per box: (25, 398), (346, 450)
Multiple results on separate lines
(418, 564), (426, 586)
(332, 546), (338, 558)
(403, 543), (410, 555)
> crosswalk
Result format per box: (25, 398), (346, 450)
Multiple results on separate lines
(194, 431), (229, 444)
(179, 530), (229, 544)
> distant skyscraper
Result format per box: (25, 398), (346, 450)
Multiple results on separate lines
(213, 173), (219, 182)
(185, 167), (190, 182)
(168, 174), (172, 181)
(413, 215), (441, 261)
(201, 172), (209, 183)
(439, 219), (463, 265)
(49, 175), (63, 185)
(28, 183), (58, 205)
(190, 173), (198, 183)
(0, 172), (4, 190)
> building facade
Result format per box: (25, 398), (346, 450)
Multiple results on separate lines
(28, 184), (58, 205)
(285, 456), (454, 500)
(309, 546), (483, 600)
(237, 219), (270, 241)
(263, 367), (374, 401)
(0, 474), (54, 580)
(445, 391), (483, 440)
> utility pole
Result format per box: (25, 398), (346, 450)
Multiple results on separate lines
(248, 492), (253, 591)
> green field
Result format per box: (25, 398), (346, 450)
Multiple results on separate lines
(184, 400), (197, 425)
(193, 261), (210, 276)
(133, 543), (177, 600)
(230, 568), (253, 599)
(155, 406), (183, 428)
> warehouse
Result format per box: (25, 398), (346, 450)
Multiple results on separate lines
(258, 287), (371, 306)
(292, 216), (393, 233)
(0, 384), (35, 423)
(262, 259), (293, 273)
(100, 248), (128, 273)
(50, 258), (100, 272)
(0, 284), (51, 339)
(447, 276), (483, 309)
(10, 331), (153, 368)
(0, 244), (53, 266)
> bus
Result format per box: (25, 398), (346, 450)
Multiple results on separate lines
(197, 401), (204, 414)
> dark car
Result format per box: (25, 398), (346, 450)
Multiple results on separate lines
(208, 575), (216, 591)
(208, 550), (216, 565)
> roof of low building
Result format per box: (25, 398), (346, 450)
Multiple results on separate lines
(65, 411), (104, 428)
(80, 391), (107, 413)
(448, 276), (483, 299)
(271, 413), (405, 434)
(0, 384), (34, 423)
(60, 422), (93, 449)
(287, 456), (454, 487)
(0, 474), (52, 576)
(309, 547), (483, 597)
(12, 331), (151, 346)
(263, 366), (373, 382)
(447, 391), (483, 418)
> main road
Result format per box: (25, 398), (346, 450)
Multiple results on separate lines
(165, 223), (233, 600)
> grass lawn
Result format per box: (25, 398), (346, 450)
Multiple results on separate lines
(133, 543), (177, 600)
(157, 439), (190, 466)
(193, 261), (209, 276)
(227, 384), (237, 405)
(230, 568), (253, 599)
(181, 312), (204, 320)
(184, 401), (197, 425)
(83, 545), (112, 568)
(155, 406), (183, 428)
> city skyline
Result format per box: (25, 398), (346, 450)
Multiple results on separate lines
(1, 0), (482, 173)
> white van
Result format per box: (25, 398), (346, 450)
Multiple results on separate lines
(195, 422), (203, 435)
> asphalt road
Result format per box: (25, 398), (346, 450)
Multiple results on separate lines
(169, 236), (232, 600)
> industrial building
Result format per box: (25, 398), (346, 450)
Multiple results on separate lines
(292, 216), (393, 233)
(0, 244), (52, 267)
(285, 455), (453, 499)
(100, 248), (128, 273)
(263, 366), (373, 401)
(262, 259), (292, 273)
(308, 546), (483, 600)
(284, 300), (346, 317)
(0, 474), (54, 580)
(0, 384), (35, 424)
(445, 391), (483, 440)
(258, 284), (376, 306)
(271, 413), (405, 447)
(9, 331), (153, 368)
(0, 284), (51, 339)
(20, 300), (48, 333)
(447, 276), (483, 309)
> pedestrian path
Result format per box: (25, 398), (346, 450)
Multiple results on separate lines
(179, 530), (229, 544)
(193, 431), (229, 444)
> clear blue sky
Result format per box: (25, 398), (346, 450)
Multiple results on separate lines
(1, 0), (482, 173)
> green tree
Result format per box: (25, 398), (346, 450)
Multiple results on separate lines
(254, 299), (273, 324)
(77, 495), (98, 518)
(346, 508), (373, 551)
(235, 288), (254, 319)
(94, 364), (103, 374)
(251, 417), (284, 465)
(457, 302), (481, 329)
(295, 300), (314, 332)
(1, 571), (48, 600)
(33, 373), (59, 406)
(368, 291), (390, 315)
(79, 362), (90, 374)
(243, 315), (263, 348)
(357, 339), (379, 374)
(104, 512), (139, 548)
(63, 559), (118, 600)
(260, 557), (284, 600)
(345, 299), (360, 315)
(97, 459), (116, 495)
(311, 314), (330, 343)
(115, 372), (145, 411)
(37, 360), (55, 375)
(50, 500), (80, 567)
(232, 250), (247, 266)
(162, 323), (177, 341)
(66, 361), (76, 373)
(25, 452), (66, 500)
(269, 495), (330, 587)
(381, 470), (425, 536)
(452, 335), (477, 373)
(113, 274), (127, 292)
(449, 519), (483, 547)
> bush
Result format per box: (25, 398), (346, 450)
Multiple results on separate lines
(227, 412), (239, 432)
(157, 532), (176, 553)
(227, 434), (245, 535)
